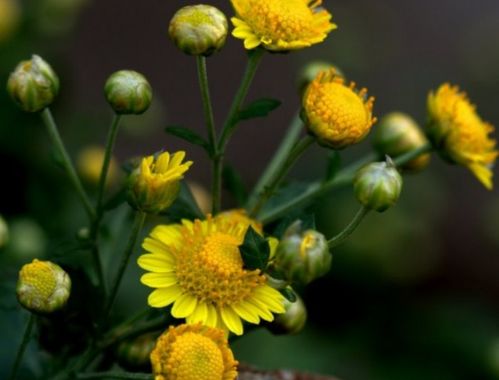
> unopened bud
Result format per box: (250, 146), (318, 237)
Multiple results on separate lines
(273, 221), (331, 286)
(297, 61), (344, 94)
(17, 259), (71, 314)
(268, 294), (307, 335)
(373, 112), (431, 172)
(104, 70), (152, 115)
(7, 54), (59, 112)
(169, 5), (228, 56)
(116, 333), (157, 371)
(354, 158), (403, 212)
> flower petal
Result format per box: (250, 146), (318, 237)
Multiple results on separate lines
(140, 272), (177, 288)
(148, 285), (182, 308)
(221, 307), (244, 336)
(171, 293), (198, 319)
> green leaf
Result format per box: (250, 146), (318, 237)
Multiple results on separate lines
(280, 287), (297, 303)
(165, 126), (211, 154)
(325, 151), (341, 182)
(240, 226), (270, 271)
(223, 164), (248, 206)
(237, 98), (282, 121)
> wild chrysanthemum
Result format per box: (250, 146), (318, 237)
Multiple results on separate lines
(302, 69), (376, 149)
(428, 83), (497, 189)
(231, 0), (336, 51)
(151, 324), (238, 380)
(138, 212), (285, 336)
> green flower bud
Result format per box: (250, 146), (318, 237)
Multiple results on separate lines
(354, 158), (403, 212)
(17, 259), (71, 314)
(0, 214), (8, 249)
(169, 5), (228, 56)
(7, 54), (60, 112)
(116, 333), (157, 371)
(273, 221), (331, 286)
(297, 61), (344, 94)
(104, 70), (152, 115)
(373, 112), (431, 172)
(268, 294), (307, 335)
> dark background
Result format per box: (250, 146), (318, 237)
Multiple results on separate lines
(1, 0), (499, 379)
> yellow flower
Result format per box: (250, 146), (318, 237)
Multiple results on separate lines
(77, 146), (119, 187)
(428, 83), (497, 189)
(128, 151), (193, 214)
(151, 324), (238, 380)
(231, 0), (336, 51)
(302, 69), (376, 149)
(137, 212), (285, 336)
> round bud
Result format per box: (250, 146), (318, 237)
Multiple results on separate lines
(354, 158), (403, 212)
(7, 54), (60, 112)
(0, 214), (8, 248)
(297, 61), (344, 94)
(268, 294), (307, 335)
(373, 112), (431, 172)
(116, 333), (157, 371)
(273, 221), (331, 286)
(17, 259), (71, 314)
(104, 70), (152, 115)
(168, 5), (228, 56)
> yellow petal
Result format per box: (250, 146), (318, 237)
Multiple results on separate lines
(205, 304), (218, 327)
(188, 302), (208, 324)
(148, 285), (182, 308)
(221, 307), (244, 336)
(468, 163), (494, 190)
(231, 302), (260, 324)
(155, 152), (171, 173)
(137, 254), (174, 272)
(244, 36), (261, 50)
(141, 272), (177, 288)
(171, 293), (197, 318)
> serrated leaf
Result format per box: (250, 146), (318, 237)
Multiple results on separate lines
(237, 98), (282, 121)
(165, 126), (211, 154)
(325, 151), (341, 182)
(223, 164), (248, 206)
(240, 226), (270, 271)
(280, 287), (297, 302)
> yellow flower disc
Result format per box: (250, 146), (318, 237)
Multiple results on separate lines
(231, 0), (336, 51)
(303, 69), (376, 149)
(151, 324), (238, 380)
(428, 83), (497, 189)
(138, 211), (285, 336)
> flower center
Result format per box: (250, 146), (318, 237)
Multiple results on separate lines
(20, 260), (57, 300)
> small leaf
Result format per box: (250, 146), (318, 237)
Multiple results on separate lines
(240, 226), (270, 271)
(325, 151), (341, 182)
(237, 98), (282, 121)
(280, 287), (297, 303)
(165, 126), (211, 154)
(223, 164), (248, 206)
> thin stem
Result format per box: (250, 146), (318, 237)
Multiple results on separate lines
(196, 56), (217, 152)
(392, 143), (432, 167)
(41, 108), (95, 219)
(250, 135), (315, 217)
(76, 372), (152, 380)
(212, 48), (265, 214)
(103, 211), (146, 320)
(328, 206), (370, 248)
(247, 111), (303, 208)
(8, 314), (35, 380)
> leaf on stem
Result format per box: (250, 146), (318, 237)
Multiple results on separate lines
(237, 98), (281, 121)
(240, 226), (270, 271)
(164, 126), (211, 154)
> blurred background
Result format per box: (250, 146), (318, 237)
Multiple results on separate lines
(1, 0), (499, 379)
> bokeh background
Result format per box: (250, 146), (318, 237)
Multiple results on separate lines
(1, 0), (499, 379)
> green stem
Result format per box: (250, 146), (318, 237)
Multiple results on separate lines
(391, 143), (432, 167)
(250, 135), (314, 217)
(247, 111), (303, 208)
(212, 48), (265, 214)
(328, 206), (370, 248)
(196, 56), (217, 152)
(103, 211), (146, 320)
(8, 314), (35, 380)
(41, 108), (95, 219)
(76, 372), (152, 380)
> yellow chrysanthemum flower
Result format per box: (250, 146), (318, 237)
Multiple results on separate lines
(151, 324), (238, 380)
(428, 83), (497, 189)
(302, 69), (376, 149)
(231, 0), (336, 51)
(137, 212), (285, 336)
(128, 151), (193, 214)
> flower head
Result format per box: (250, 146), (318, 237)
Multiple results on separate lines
(231, 0), (336, 51)
(128, 151), (192, 214)
(302, 69), (376, 149)
(138, 212), (285, 336)
(17, 259), (71, 314)
(427, 83), (497, 189)
(151, 324), (238, 380)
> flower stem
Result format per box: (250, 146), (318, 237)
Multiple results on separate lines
(8, 313), (35, 380)
(250, 135), (315, 217)
(328, 206), (370, 249)
(103, 211), (146, 320)
(247, 111), (303, 208)
(212, 48), (265, 213)
(76, 372), (152, 379)
(41, 108), (95, 220)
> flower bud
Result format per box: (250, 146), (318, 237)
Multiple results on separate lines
(17, 259), (71, 314)
(373, 112), (431, 172)
(128, 151), (193, 214)
(7, 55), (59, 112)
(267, 294), (307, 335)
(116, 333), (157, 371)
(104, 70), (152, 115)
(0, 214), (8, 249)
(273, 221), (331, 286)
(297, 61), (344, 94)
(169, 5), (228, 56)
(77, 145), (119, 187)
(354, 158), (403, 212)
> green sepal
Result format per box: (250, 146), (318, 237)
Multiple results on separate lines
(279, 287), (297, 303)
